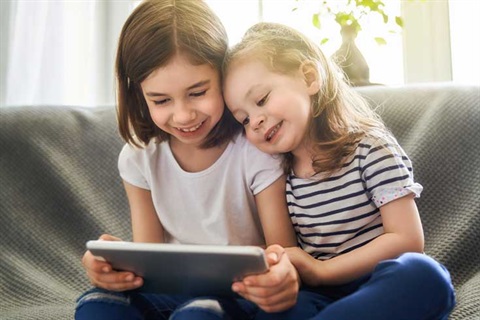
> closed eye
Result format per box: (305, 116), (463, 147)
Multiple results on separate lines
(153, 98), (170, 105)
(257, 93), (269, 107)
(191, 90), (207, 98)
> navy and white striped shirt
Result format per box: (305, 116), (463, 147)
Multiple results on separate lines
(287, 135), (423, 260)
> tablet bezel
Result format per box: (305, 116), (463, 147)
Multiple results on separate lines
(86, 240), (269, 296)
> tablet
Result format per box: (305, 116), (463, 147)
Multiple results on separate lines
(86, 240), (268, 296)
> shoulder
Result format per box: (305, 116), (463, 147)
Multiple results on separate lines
(231, 133), (282, 165)
(356, 133), (416, 178)
(120, 139), (163, 156)
(356, 133), (404, 158)
(118, 139), (167, 168)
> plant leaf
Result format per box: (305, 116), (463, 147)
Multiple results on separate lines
(312, 13), (320, 29)
(382, 13), (388, 23)
(395, 16), (404, 27)
(374, 37), (387, 45)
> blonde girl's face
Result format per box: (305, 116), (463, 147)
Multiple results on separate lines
(224, 59), (319, 155)
(141, 53), (224, 148)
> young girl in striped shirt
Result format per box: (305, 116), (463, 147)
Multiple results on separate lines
(224, 22), (455, 320)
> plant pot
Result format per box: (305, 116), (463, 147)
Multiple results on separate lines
(332, 25), (371, 86)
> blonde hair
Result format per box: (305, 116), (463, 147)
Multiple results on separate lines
(223, 22), (388, 174)
(116, 0), (240, 148)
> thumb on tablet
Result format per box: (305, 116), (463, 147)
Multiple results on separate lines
(265, 244), (285, 266)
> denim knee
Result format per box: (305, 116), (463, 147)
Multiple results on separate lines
(76, 287), (131, 309)
(383, 253), (456, 315)
(170, 299), (225, 320)
(75, 287), (141, 320)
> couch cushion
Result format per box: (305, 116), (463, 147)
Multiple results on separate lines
(358, 83), (480, 319)
(0, 106), (131, 319)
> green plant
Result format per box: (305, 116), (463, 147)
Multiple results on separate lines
(294, 0), (404, 45)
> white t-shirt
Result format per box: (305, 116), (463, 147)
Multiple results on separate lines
(118, 133), (283, 246)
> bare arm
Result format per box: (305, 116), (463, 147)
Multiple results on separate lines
(123, 180), (164, 243)
(255, 175), (297, 247)
(288, 194), (424, 286)
(81, 180), (164, 291)
(234, 175), (300, 312)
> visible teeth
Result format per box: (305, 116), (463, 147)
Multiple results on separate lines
(267, 123), (281, 141)
(178, 122), (203, 132)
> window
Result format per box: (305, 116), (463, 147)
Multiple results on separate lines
(208, 0), (480, 86)
(449, 1), (480, 85)
(2, 0), (477, 108)
(208, 0), (404, 85)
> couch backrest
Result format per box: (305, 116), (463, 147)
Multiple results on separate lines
(0, 106), (131, 300)
(357, 83), (480, 291)
(0, 83), (478, 318)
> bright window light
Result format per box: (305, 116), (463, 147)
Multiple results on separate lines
(449, 1), (480, 85)
(208, 0), (404, 86)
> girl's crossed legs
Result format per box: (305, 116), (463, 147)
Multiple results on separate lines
(287, 253), (455, 320)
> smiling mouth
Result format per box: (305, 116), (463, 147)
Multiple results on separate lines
(176, 121), (205, 133)
(265, 121), (283, 141)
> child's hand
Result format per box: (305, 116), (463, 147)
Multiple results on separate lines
(81, 234), (143, 292)
(231, 244), (299, 313)
(285, 246), (323, 287)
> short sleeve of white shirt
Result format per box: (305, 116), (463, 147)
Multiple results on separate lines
(118, 143), (150, 189)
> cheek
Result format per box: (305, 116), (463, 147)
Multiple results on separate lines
(288, 94), (311, 122)
(206, 96), (226, 120)
(148, 107), (169, 128)
(245, 130), (262, 146)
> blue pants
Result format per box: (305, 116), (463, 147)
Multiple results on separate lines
(281, 253), (456, 320)
(75, 290), (258, 320)
(75, 253), (455, 320)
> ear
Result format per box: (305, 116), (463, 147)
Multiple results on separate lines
(300, 61), (320, 96)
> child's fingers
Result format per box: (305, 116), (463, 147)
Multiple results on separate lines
(237, 280), (297, 313)
(82, 250), (111, 273)
(98, 234), (122, 242)
(264, 244), (285, 265)
(93, 275), (143, 292)
(243, 254), (293, 287)
(88, 269), (143, 291)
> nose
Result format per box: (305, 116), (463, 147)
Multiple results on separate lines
(173, 100), (195, 124)
(251, 113), (265, 131)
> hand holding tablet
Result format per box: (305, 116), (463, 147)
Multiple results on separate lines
(86, 240), (269, 296)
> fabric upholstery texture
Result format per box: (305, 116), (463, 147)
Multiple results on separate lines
(1, 83), (479, 319)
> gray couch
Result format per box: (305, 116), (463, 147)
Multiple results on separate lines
(1, 83), (479, 319)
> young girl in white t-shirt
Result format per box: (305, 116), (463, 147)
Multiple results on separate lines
(75, 2), (300, 319)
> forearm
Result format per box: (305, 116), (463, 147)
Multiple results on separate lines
(293, 232), (424, 286)
(295, 196), (425, 286)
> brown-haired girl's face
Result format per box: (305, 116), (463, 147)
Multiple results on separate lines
(141, 53), (224, 148)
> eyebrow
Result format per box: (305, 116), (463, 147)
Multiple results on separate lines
(227, 84), (262, 114)
(145, 80), (211, 97)
(246, 83), (267, 100)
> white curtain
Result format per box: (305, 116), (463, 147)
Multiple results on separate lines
(0, 0), (133, 108)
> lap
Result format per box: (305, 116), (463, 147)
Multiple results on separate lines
(75, 288), (258, 320)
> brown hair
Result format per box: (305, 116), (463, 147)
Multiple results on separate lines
(223, 22), (388, 174)
(116, 0), (241, 148)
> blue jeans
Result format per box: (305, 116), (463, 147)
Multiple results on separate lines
(75, 253), (455, 320)
(282, 253), (456, 320)
(75, 290), (258, 320)
(74, 289), (313, 320)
